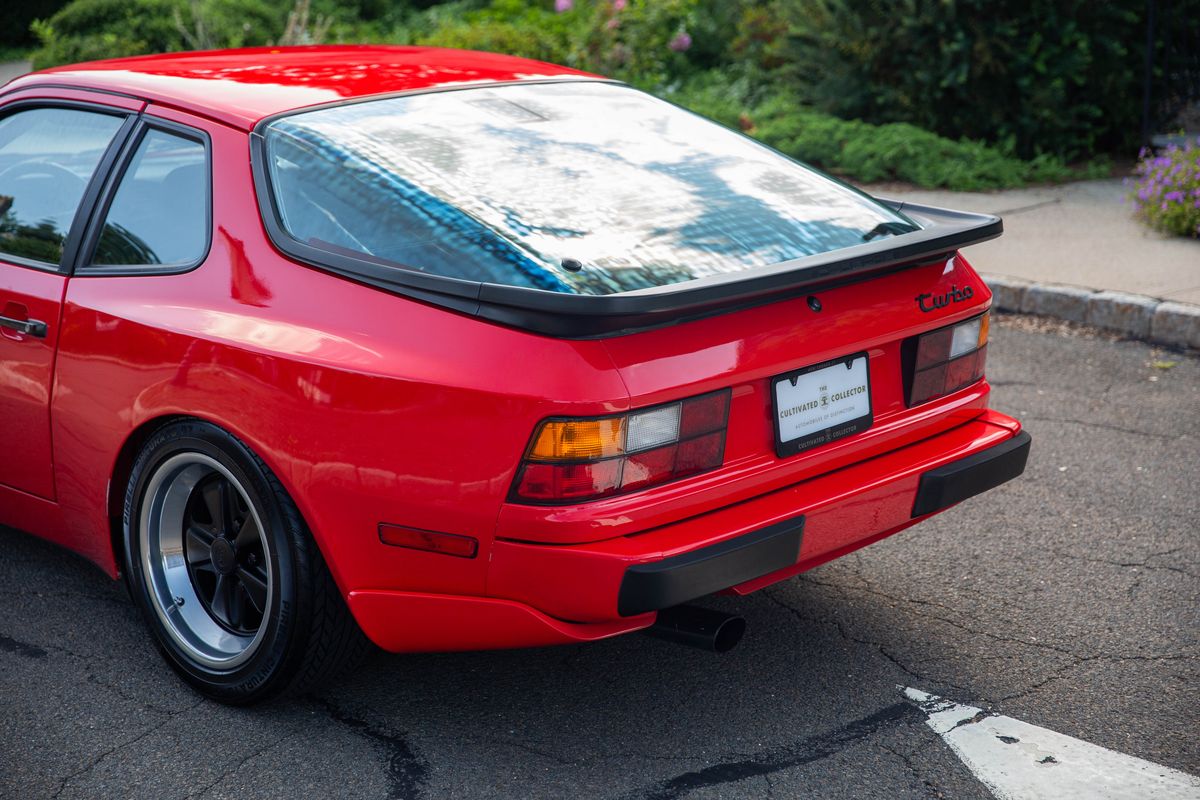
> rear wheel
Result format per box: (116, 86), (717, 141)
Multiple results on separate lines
(123, 420), (369, 704)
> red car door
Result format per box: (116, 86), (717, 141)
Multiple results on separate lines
(0, 92), (136, 499)
(0, 265), (67, 499)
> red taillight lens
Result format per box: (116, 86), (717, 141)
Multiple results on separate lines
(515, 460), (623, 501)
(908, 313), (989, 406)
(512, 390), (730, 504)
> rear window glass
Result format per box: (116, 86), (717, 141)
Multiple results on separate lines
(263, 82), (917, 296)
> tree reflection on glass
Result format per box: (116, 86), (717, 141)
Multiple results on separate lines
(0, 204), (65, 264)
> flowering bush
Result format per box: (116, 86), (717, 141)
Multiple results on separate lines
(573, 0), (701, 88)
(414, 1), (704, 89)
(1130, 139), (1200, 238)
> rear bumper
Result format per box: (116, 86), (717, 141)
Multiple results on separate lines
(350, 409), (1027, 652)
(912, 430), (1030, 517)
(617, 516), (805, 617)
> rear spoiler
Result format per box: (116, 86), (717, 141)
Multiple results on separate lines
(473, 201), (1002, 337)
(251, 142), (1001, 338)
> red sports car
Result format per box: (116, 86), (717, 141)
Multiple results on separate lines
(0, 46), (1029, 704)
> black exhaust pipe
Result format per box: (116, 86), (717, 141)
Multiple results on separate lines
(645, 605), (746, 653)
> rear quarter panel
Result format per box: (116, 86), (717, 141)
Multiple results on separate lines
(50, 106), (629, 596)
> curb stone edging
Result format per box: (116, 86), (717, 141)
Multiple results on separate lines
(982, 275), (1200, 350)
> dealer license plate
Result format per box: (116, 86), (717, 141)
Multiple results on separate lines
(771, 353), (873, 457)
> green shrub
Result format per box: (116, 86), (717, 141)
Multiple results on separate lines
(780, 0), (1147, 161)
(413, 0), (575, 64)
(1130, 140), (1200, 238)
(413, 0), (706, 87)
(571, 0), (702, 89)
(666, 76), (1104, 191)
(30, 0), (284, 69)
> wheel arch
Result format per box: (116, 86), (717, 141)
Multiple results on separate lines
(106, 413), (314, 582)
(107, 415), (189, 580)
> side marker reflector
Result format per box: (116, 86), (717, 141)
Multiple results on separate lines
(379, 524), (478, 558)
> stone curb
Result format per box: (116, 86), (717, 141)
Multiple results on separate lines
(982, 275), (1200, 350)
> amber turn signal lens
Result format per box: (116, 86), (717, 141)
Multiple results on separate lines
(528, 417), (625, 461)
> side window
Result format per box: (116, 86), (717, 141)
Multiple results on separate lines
(0, 107), (124, 266)
(91, 128), (208, 268)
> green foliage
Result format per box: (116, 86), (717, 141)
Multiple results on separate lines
(412, 0), (576, 64)
(667, 74), (1107, 191)
(412, 0), (704, 87)
(779, 0), (1146, 161)
(571, 0), (701, 89)
(1130, 140), (1200, 238)
(30, 0), (283, 69)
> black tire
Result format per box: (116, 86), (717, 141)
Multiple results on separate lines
(122, 419), (371, 704)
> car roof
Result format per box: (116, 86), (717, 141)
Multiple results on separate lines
(3, 45), (600, 130)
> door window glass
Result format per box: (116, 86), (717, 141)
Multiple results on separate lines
(92, 129), (208, 267)
(0, 107), (123, 265)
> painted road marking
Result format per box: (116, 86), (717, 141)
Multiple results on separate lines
(904, 687), (1200, 799)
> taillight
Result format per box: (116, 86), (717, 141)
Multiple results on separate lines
(512, 390), (731, 504)
(908, 313), (989, 406)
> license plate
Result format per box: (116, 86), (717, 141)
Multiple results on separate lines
(771, 352), (872, 457)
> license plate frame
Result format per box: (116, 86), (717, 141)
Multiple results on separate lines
(771, 352), (873, 458)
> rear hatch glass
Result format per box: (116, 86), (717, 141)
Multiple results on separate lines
(262, 81), (917, 296)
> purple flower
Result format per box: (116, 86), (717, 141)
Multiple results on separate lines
(555, 0), (573, 11)
(1165, 190), (1184, 202)
(668, 31), (692, 52)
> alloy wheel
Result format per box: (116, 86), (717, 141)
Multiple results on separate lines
(139, 452), (273, 669)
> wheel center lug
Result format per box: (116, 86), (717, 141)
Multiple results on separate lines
(209, 537), (238, 576)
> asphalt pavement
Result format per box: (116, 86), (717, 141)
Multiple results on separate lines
(2, 316), (1197, 800)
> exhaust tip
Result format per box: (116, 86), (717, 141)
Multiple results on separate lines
(645, 605), (746, 653)
(711, 615), (746, 653)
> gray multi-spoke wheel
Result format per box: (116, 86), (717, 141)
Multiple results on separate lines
(123, 419), (370, 705)
(139, 452), (272, 669)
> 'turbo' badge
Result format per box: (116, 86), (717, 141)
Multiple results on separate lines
(915, 284), (974, 312)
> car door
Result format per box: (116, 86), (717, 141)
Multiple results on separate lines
(0, 91), (138, 499)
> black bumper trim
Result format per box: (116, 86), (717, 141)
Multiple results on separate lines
(911, 430), (1031, 518)
(617, 516), (804, 617)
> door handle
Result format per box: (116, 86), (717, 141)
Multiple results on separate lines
(0, 315), (47, 338)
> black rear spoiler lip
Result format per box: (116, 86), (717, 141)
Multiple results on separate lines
(474, 200), (1001, 336)
(251, 129), (1002, 338)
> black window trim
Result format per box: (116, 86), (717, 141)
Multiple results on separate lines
(249, 79), (1004, 339)
(72, 115), (213, 277)
(0, 98), (139, 275)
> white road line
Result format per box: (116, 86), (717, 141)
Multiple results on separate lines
(904, 687), (1200, 800)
